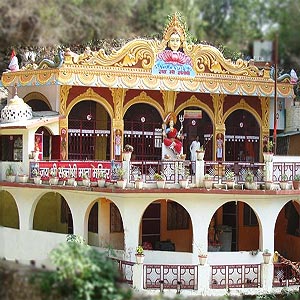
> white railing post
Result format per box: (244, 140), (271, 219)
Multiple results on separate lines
(195, 160), (205, 187)
(132, 263), (144, 291)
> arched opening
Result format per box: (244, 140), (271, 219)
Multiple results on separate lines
(33, 192), (73, 234)
(225, 109), (260, 161)
(124, 103), (162, 160)
(68, 100), (111, 160)
(0, 191), (19, 229)
(208, 201), (259, 252)
(178, 106), (213, 161)
(35, 126), (52, 160)
(87, 198), (124, 250)
(140, 200), (193, 252)
(275, 200), (300, 261)
(25, 92), (51, 111)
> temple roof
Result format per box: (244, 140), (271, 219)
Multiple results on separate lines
(0, 14), (294, 98)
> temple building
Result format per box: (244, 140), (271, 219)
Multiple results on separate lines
(0, 13), (299, 297)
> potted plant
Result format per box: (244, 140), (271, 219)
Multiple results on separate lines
(49, 168), (59, 185)
(196, 145), (205, 161)
(17, 166), (29, 183)
(292, 174), (300, 190)
(179, 166), (190, 188)
(262, 249), (272, 264)
(224, 170), (235, 189)
(32, 168), (42, 184)
(244, 169), (257, 190)
(97, 171), (106, 188)
(263, 140), (274, 162)
(203, 173), (213, 189)
(135, 175), (144, 189)
(82, 173), (91, 187)
(5, 164), (16, 182)
(123, 144), (134, 161)
(116, 167), (126, 189)
(135, 245), (145, 264)
(198, 251), (208, 266)
(279, 174), (289, 190)
(154, 172), (166, 188)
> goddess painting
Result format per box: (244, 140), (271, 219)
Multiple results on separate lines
(152, 14), (195, 77)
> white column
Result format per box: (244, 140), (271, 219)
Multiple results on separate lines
(195, 160), (205, 187)
(132, 263), (144, 290)
(197, 265), (210, 291)
(261, 263), (273, 292)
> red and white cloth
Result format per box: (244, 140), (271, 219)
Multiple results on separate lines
(8, 49), (19, 71)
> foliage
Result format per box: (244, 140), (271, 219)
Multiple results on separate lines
(225, 171), (235, 181)
(5, 164), (15, 176)
(1, 0), (300, 73)
(153, 172), (165, 181)
(293, 174), (300, 181)
(265, 140), (273, 153)
(123, 144), (134, 152)
(117, 167), (125, 180)
(136, 245), (144, 255)
(281, 174), (288, 182)
(263, 249), (270, 254)
(204, 173), (213, 180)
(245, 169), (255, 183)
(34, 234), (131, 300)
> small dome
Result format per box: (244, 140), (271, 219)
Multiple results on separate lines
(1, 93), (32, 123)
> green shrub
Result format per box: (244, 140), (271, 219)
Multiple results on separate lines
(34, 235), (131, 300)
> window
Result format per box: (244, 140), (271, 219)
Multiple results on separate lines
(88, 202), (98, 233)
(110, 203), (123, 233)
(243, 203), (258, 226)
(0, 135), (23, 161)
(167, 201), (189, 230)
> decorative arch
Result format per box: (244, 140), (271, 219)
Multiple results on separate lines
(123, 91), (164, 120)
(66, 88), (114, 119)
(223, 98), (262, 125)
(175, 95), (214, 123)
(24, 92), (51, 109)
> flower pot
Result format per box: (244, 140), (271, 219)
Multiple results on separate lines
(203, 179), (213, 189)
(225, 180), (235, 189)
(245, 182), (257, 190)
(82, 179), (91, 187)
(123, 151), (132, 161)
(17, 175), (29, 183)
(135, 181), (144, 189)
(97, 179), (106, 188)
(67, 178), (76, 186)
(263, 253), (271, 264)
(49, 177), (59, 185)
(264, 181), (273, 190)
(6, 175), (16, 183)
(292, 180), (300, 190)
(116, 180), (127, 189)
(156, 180), (166, 189)
(179, 179), (189, 188)
(279, 181), (289, 190)
(135, 254), (144, 264)
(33, 176), (42, 185)
(198, 254), (207, 265)
(196, 151), (205, 161)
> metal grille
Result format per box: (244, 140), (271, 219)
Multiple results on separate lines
(211, 264), (261, 289)
(144, 264), (198, 290)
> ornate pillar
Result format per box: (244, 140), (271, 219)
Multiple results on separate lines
(59, 86), (71, 160)
(211, 93), (226, 161)
(111, 88), (127, 160)
(161, 90), (178, 116)
(260, 96), (271, 161)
